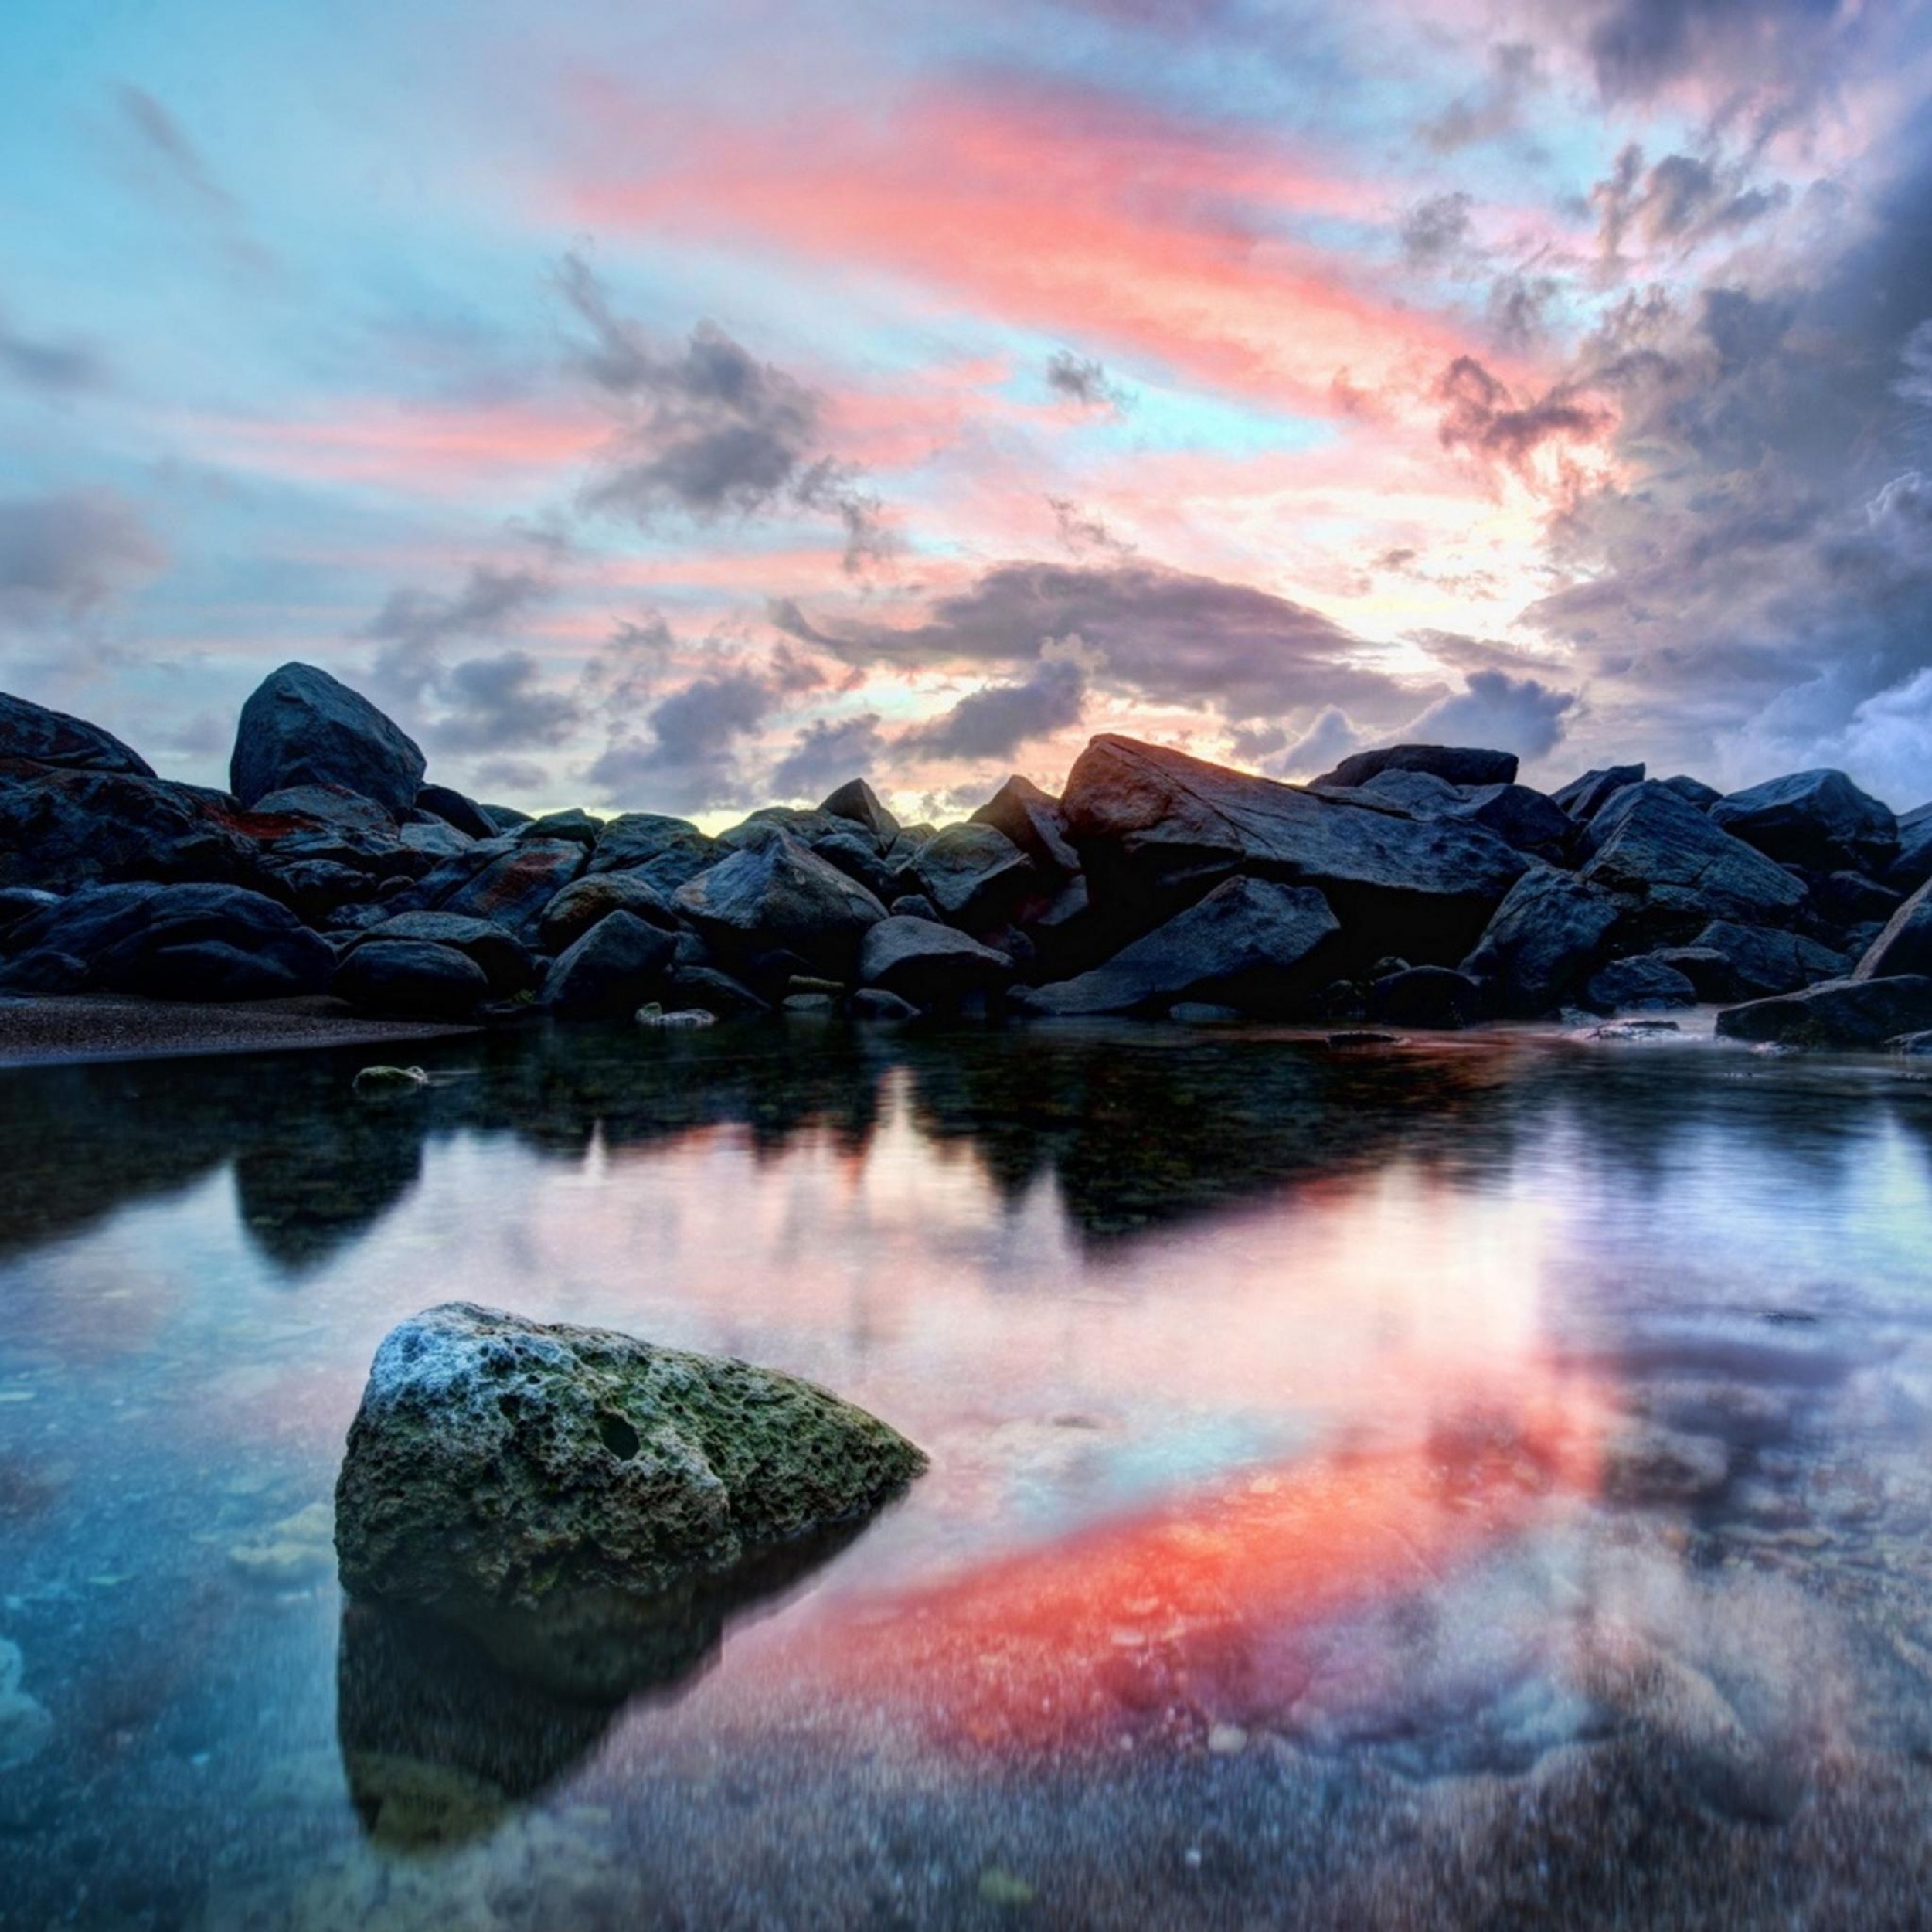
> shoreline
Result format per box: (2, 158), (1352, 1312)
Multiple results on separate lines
(0, 992), (482, 1068)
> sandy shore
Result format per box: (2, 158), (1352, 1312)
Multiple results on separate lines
(0, 993), (482, 1066)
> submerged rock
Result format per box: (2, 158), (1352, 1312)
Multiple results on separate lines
(1715, 975), (1932, 1049)
(334, 1303), (925, 1633)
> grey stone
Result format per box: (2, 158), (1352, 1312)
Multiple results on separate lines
(858, 917), (1014, 1008)
(1709, 768), (1898, 875)
(674, 832), (886, 975)
(333, 940), (491, 1017)
(0, 689), (153, 777)
(230, 662), (425, 817)
(536, 911), (677, 1017)
(1315, 743), (1518, 789)
(1716, 975), (1932, 1049)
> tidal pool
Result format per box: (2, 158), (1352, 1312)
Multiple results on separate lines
(4, 1019), (1932, 1927)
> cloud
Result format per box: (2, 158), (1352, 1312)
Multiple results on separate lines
(902, 649), (1090, 761)
(114, 85), (272, 274)
(1423, 41), (1541, 151)
(1267, 706), (1362, 780)
(367, 564), (554, 699)
(1262, 672), (1579, 780)
(1047, 495), (1134, 556)
(558, 253), (891, 573)
(791, 560), (1408, 728)
(0, 490), (165, 620)
(433, 650), (583, 755)
(1400, 192), (1475, 268)
(586, 665), (777, 812)
(1045, 349), (1131, 412)
(1435, 355), (1612, 488)
(768, 713), (886, 800)
(472, 756), (551, 797)
(0, 308), (107, 395)
(1558, 0), (1859, 114)
(1590, 145), (1789, 264)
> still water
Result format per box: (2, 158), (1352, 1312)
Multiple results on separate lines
(5, 1019), (1932, 1928)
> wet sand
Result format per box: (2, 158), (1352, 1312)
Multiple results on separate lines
(0, 993), (481, 1066)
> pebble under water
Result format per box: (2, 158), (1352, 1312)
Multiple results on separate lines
(5, 1018), (1932, 1927)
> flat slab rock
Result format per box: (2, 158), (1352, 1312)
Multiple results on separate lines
(334, 1303), (925, 1620)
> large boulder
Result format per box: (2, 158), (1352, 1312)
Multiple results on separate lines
(969, 774), (1080, 874)
(1460, 867), (1621, 1015)
(1687, 921), (1849, 1000)
(0, 881), (333, 999)
(1715, 976), (1932, 1050)
(1012, 876), (1338, 1017)
(586, 811), (717, 893)
(536, 910), (677, 1017)
(536, 872), (677, 955)
(1889, 803), (1932, 895)
(1314, 743), (1518, 790)
(1584, 954), (1698, 1013)
(1450, 783), (1575, 862)
(250, 784), (398, 838)
(333, 1303), (924, 1624)
(423, 838), (587, 947)
(0, 764), (297, 893)
(674, 832), (887, 975)
(1854, 877), (1932, 981)
(911, 823), (1036, 926)
(1061, 735), (1529, 964)
(1662, 774), (1723, 810)
(1553, 764), (1645, 821)
(345, 912), (537, 996)
(1709, 769), (1898, 876)
(818, 778), (899, 844)
(333, 940), (491, 1017)
(0, 690), (154, 777)
(857, 917), (1015, 1009)
(230, 663), (426, 818)
(1368, 964), (1485, 1029)
(415, 783), (498, 839)
(1579, 782), (1806, 930)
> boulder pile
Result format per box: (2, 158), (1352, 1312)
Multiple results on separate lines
(3, 665), (1929, 1048)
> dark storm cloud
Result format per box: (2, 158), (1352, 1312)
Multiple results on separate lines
(1047, 495), (1134, 556)
(767, 713), (887, 800)
(1591, 145), (1789, 262)
(1435, 356), (1611, 478)
(558, 253), (891, 573)
(1570, 0), (1855, 110)
(1045, 349), (1131, 412)
(901, 654), (1090, 761)
(790, 560), (1410, 727)
(587, 665), (777, 813)
(0, 490), (165, 618)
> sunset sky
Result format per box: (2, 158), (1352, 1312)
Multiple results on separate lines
(3, 0), (1931, 822)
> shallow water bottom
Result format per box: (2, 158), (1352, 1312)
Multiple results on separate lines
(5, 1019), (1932, 1927)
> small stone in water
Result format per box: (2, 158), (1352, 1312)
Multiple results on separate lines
(1207, 1722), (1248, 1754)
(977, 1868), (1036, 1907)
(636, 1004), (716, 1029)
(352, 1063), (429, 1090)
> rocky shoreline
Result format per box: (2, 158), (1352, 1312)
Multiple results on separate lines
(3, 667), (1930, 1052)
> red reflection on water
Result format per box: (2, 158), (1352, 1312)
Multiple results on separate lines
(769, 1362), (1608, 1757)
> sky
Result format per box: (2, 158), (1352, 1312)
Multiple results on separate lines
(3, 0), (1932, 825)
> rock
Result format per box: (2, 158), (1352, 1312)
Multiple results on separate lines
(333, 940), (491, 1017)
(0, 886), (60, 935)
(970, 774), (1080, 873)
(0, 1638), (52, 1770)
(480, 802), (532, 831)
(889, 892), (941, 922)
(251, 784), (399, 838)
(673, 832), (887, 975)
(1588, 1018), (1681, 1041)
(1580, 781), (1807, 928)
(1688, 920), (1848, 999)
(1584, 954), (1699, 1012)
(1352, 769), (1462, 812)
(1893, 1030), (1932, 1056)
(634, 1004), (715, 1029)
(1314, 743), (1518, 790)
(912, 823), (1036, 925)
(1715, 975), (1932, 1049)
(783, 992), (838, 1013)
(1853, 876), (1932, 981)
(230, 1501), (337, 1583)
(849, 988), (922, 1022)
(858, 917), (1015, 1009)
(1368, 964), (1485, 1029)
(0, 764), (287, 893)
(1649, 947), (1739, 1002)
(1553, 763), (1645, 821)
(349, 912), (538, 996)
(1662, 774), (1723, 809)
(335, 1302), (925, 1624)
(398, 820), (473, 862)
(415, 783), (498, 839)
(257, 856), (375, 921)
(818, 778), (899, 843)
(1061, 734), (1529, 963)
(1461, 867), (1621, 1015)
(1450, 783), (1575, 862)
(1709, 768), (1898, 875)
(1888, 803), (1932, 894)
(586, 811), (717, 893)
(0, 689), (154, 776)
(0, 880), (333, 999)
(1810, 869), (1902, 927)
(230, 662), (426, 817)
(665, 965), (771, 1019)
(536, 911), (677, 1017)
(353, 1064), (430, 1090)
(536, 872), (676, 955)
(514, 808), (602, 849)
(1012, 876), (1338, 1017)
(425, 838), (587, 947)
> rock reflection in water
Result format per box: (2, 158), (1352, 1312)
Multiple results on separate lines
(337, 1518), (866, 1847)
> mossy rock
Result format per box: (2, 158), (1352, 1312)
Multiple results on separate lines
(334, 1303), (925, 1628)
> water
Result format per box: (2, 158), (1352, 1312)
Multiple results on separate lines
(5, 1019), (1932, 1927)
